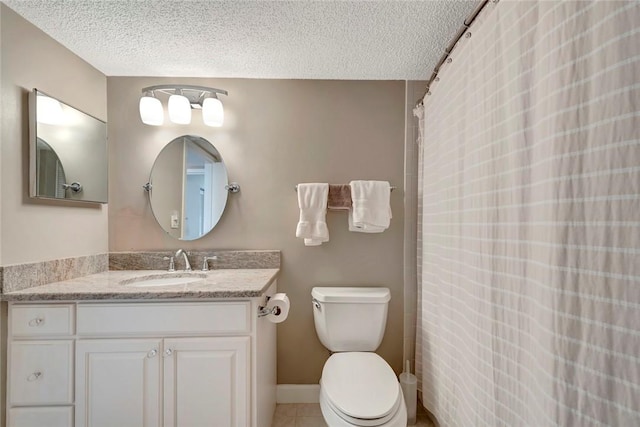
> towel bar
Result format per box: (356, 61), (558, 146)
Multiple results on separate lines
(294, 184), (396, 191)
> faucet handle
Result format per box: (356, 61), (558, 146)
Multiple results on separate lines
(201, 256), (218, 271)
(163, 256), (175, 272)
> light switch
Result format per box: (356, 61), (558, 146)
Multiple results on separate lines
(170, 212), (179, 229)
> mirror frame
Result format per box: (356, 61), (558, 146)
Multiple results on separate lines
(29, 89), (108, 204)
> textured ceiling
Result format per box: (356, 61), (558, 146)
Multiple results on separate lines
(3, 0), (478, 79)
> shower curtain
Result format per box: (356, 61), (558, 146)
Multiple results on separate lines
(416, 1), (640, 426)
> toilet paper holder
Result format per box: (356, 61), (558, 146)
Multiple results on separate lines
(258, 296), (282, 318)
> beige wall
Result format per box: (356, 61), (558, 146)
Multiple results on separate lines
(0, 6), (107, 426)
(0, 5), (4, 266)
(1, 8), (5, 425)
(108, 77), (406, 383)
(0, 302), (5, 427)
(0, 4), (108, 266)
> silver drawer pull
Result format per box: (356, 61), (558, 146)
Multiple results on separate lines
(27, 371), (42, 382)
(164, 348), (173, 357)
(28, 317), (45, 327)
(148, 349), (158, 358)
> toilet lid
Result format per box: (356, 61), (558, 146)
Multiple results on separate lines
(322, 352), (400, 420)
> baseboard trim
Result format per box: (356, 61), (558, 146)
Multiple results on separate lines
(276, 384), (320, 403)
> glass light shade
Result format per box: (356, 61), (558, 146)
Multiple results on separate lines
(139, 96), (164, 126)
(36, 95), (64, 125)
(168, 94), (191, 124)
(202, 97), (224, 127)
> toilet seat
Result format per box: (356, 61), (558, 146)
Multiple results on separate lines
(321, 386), (403, 426)
(321, 352), (402, 426)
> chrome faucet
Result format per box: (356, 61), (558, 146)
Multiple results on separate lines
(174, 249), (192, 271)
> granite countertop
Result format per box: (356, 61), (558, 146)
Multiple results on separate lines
(1, 269), (279, 301)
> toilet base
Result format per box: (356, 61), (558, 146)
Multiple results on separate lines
(319, 386), (407, 427)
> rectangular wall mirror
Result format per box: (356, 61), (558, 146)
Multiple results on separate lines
(29, 89), (108, 203)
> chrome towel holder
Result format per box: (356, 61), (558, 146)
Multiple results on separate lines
(294, 184), (396, 191)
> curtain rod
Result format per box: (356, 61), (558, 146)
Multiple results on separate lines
(416, 0), (491, 107)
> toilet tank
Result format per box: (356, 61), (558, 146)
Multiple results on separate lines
(312, 287), (391, 352)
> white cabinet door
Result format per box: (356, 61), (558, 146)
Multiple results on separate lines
(75, 339), (162, 427)
(163, 336), (250, 427)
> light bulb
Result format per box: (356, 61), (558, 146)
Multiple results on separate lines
(139, 95), (163, 126)
(202, 97), (224, 127)
(168, 94), (191, 124)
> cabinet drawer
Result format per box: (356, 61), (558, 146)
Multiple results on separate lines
(9, 406), (73, 427)
(77, 302), (251, 336)
(11, 304), (74, 337)
(10, 341), (74, 405)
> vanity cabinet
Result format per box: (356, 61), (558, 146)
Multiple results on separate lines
(6, 289), (276, 427)
(75, 339), (162, 427)
(7, 304), (75, 427)
(8, 407), (73, 427)
(75, 337), (249, 427)
(162, 337), (249, 427)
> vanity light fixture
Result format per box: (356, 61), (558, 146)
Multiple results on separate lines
(202, 96), (224, 127)
(139, 91), (163, 126)
(139, 85), (228, 127)
(168, 90), (191, 124)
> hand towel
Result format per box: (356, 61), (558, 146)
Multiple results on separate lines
(296, 183), (329, 246)
(327, 184), (352, 210)
(349, 180), (392, 233)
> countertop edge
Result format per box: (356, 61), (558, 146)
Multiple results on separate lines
(1, 269), (279, 302)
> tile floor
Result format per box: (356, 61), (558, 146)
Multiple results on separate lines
(272, 402), (437, 427)
(272, 403), (327, 427)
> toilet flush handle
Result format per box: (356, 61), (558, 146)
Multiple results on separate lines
(312, 298), (321, 310)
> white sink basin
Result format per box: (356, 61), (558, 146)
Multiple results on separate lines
(121, 273), (207, 288)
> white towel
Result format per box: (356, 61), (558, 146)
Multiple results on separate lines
(349, 180), (392, 233)
(296, 183), (329, 246)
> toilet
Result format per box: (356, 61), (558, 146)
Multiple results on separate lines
(312, 287), (407, 427)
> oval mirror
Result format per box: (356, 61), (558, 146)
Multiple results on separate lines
(148, 135), (228, 240)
